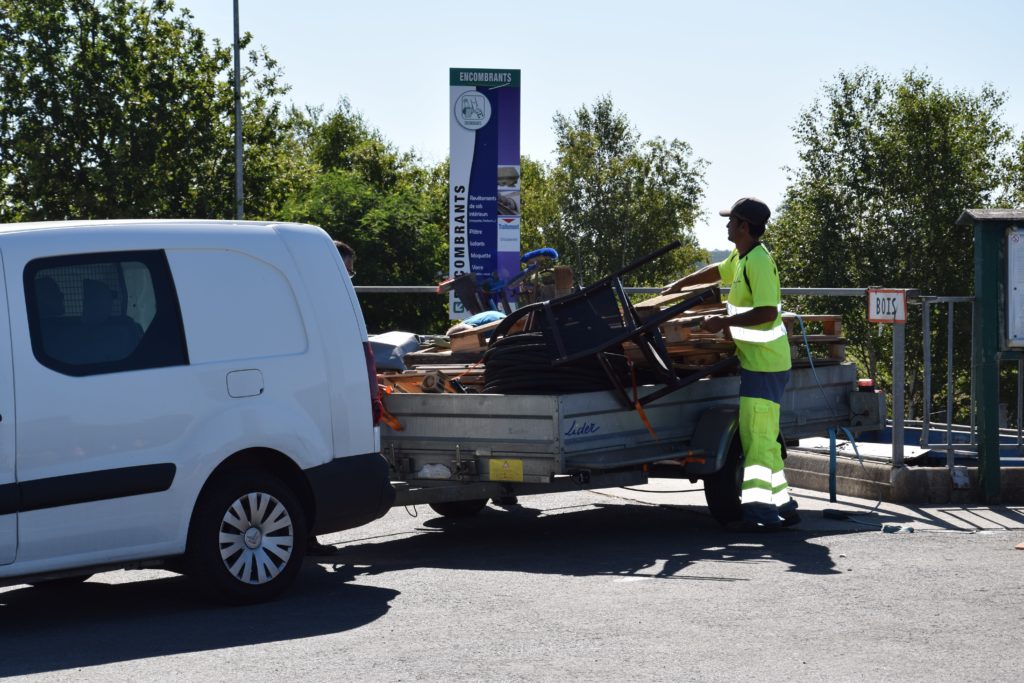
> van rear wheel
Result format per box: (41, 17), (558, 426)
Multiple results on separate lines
(187, 470), (307, 604)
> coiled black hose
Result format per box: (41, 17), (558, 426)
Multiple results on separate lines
(482, 331), (630, 394)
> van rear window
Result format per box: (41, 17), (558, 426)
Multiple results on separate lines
(25, 250), (189, 376)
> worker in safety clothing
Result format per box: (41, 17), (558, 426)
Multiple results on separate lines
(662, 197), (799, 529)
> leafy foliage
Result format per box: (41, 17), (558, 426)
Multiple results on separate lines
(0, 0), (304, 222)
(518, 155), (558, 253)
(541, 95), (708, 287)
(771, 68), (1016, 417)
(282, 103), (449, 333)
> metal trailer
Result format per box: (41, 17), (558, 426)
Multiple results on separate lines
(381, 362), (885, 522)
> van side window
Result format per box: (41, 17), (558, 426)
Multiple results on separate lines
(25, 251), (189, 376)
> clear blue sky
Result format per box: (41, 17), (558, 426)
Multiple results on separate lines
(184, 0), (1024, 250)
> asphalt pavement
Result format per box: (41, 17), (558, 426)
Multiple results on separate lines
(1, 481), (1022, 682)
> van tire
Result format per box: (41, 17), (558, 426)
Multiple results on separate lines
(187, 470), (307, 605)
(704, 436), (743, 524)
(428, 499), (488, 518)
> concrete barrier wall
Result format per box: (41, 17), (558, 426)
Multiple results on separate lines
(785, 450), (1024, 504)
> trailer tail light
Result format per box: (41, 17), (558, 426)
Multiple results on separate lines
(363, 341), (382, 426)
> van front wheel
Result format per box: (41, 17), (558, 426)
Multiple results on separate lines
(187, 471), (307, 604)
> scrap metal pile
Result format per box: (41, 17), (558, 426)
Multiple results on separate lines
(376, 243), (845, 399)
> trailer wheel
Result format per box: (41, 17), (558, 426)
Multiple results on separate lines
(428, 498), (488, 518)
(704, 436), (743, 524)
(186, 470), (307, 604)
(704, 433), (788, 525)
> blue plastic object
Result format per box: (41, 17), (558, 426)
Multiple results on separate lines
(521, 247), (558, 264)
(462, 310), (506, 326)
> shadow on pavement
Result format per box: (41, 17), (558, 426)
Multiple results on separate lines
(0, 566), (397, 677)
(327, 502), (863, 583)
(795, 488), (1024, 531)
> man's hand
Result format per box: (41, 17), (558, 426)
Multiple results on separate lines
(700, 315), (727, 334)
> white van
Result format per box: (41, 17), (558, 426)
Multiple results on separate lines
(0, 220), (394, 603)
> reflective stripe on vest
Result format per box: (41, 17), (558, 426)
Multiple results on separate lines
(726, 302), (787, 343)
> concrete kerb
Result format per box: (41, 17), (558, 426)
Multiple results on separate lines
(784, 448), (1024, 504)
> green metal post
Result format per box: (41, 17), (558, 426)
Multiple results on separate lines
(957, 209), (1024, 502)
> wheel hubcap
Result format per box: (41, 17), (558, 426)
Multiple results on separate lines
(218, 491), (295, 585)
(243, 527), (262, 549)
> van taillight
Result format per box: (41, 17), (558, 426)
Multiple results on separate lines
(363, 342), (382, 426)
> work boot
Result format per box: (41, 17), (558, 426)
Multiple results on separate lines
(778, 500), (801, 527)
(733, 501), (786, 530)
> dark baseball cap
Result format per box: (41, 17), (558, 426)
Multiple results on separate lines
(719, 197), (771, 227)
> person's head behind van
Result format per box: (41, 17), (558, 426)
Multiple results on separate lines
(334, 240), (355, 277)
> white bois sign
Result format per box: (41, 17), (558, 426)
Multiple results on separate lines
(867, 288), (908, 324)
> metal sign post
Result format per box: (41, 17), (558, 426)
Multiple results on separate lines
(232, 0), (243, 220)
(867, 288), (910, 467)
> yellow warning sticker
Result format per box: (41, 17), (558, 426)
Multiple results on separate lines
(489, 458), (524, 482)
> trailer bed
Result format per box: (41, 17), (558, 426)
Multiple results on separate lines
(382, 363), (872, 500)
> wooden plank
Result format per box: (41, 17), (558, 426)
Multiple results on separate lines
(792, 334), (845, 343)
(635, 285), (721, 319)
(403, 348), (485, 365)
(449, 318), (504, 352)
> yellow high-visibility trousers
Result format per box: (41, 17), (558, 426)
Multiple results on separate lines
(737, 377), (794, 525)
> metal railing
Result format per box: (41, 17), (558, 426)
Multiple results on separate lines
(918, 296), (976, 466)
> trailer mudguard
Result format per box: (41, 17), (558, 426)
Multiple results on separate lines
(686, 405), (739, 476)
(685, 404), (788, 477)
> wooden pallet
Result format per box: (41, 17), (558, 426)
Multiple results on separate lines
(658, 309), (728, 342)
(625, 332), (846, 367)
(782, 314), (842, 337)
(783, 313), (844, 360)
(790, 335), (846, 360)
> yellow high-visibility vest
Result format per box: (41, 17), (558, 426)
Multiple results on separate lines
(718, 245), (791, 373)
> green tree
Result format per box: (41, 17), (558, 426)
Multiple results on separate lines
(771, 68), (1015, 417)
(283, 102), (449, 333)
(518, 155), (558, 253)
(0, 0), (303, 222)
(542, 95), (707, 287)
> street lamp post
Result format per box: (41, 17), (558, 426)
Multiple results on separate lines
(233, 0), (243, 220)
